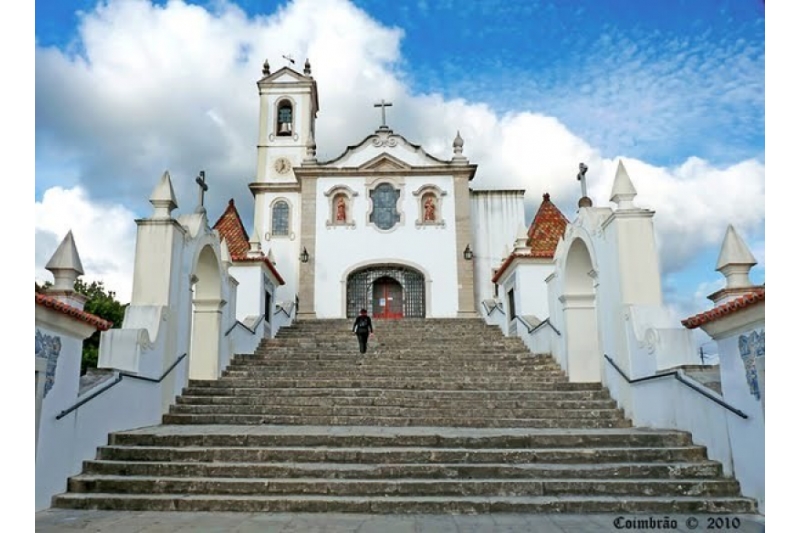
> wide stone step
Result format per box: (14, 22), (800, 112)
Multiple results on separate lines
(167, 404), (625, 420)
(218, 371), (569, 381)
(160, 413), (633, 428)
(228, 361), (562, 370)
(67, 475), (741, 497)
(175, 396), (618, 410)
(178, 388), (612, 401)
(81, 460), (724, 480)
(97, 445), (710, 464)
(51, 493), (758, 513)
(187, 379), (601, 391)
(107, 426), (693, 448)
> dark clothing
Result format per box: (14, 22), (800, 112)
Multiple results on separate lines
(353, 315), (373, 354)
(356, 332), (370, 354)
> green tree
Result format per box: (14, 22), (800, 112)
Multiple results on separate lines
(37, 279), (126, 374)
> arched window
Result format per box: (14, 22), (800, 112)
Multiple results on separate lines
(277, 100), (293, 136)
(271, 200), (290, 236)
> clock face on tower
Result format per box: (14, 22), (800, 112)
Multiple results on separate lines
(274, 157), (292, 174)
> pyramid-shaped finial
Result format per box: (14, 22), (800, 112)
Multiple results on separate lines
(303, 130), (317, 165)
(150, 171), (178, 219)
(513, 223), (529, 252)
(609, 160), (637, 209)
(45, 230), (84, 291)
(247, 222), (262, 258)
(715, 225), (757, 289)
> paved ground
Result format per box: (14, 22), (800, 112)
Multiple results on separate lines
(36, 510), (765, 532)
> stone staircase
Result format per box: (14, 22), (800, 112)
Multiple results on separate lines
(53, 318), (756, 513)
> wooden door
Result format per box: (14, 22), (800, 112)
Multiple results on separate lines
(372, 277), (404, 319)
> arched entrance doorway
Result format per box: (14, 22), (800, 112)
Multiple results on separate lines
(561, 238), (602, 382)
(346, 266), (425, 318)
(189, 245), (225, 380)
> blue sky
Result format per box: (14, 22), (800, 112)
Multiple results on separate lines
(33, 0), (765, 329)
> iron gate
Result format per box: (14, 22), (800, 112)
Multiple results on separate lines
(346, 266), (425, 318)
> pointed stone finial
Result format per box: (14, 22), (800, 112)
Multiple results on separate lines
(453, 131), (464, 153)
(716, 225), (757, 287)
(513, 223), (529, 252)
(304, 58), (311, 76)
(609, 160), (638, 209)
(247, 223), (262, 258)
(150, 171), (178, 219)
(303, 130), (317, 165)
(220, 238), (232, 267)
(452, 131), (467, 164)
(262, 58), (270, 76)
(45, 230), (84, 292)
(267, 248), (276, 265)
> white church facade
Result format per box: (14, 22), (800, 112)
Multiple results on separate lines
(222, 60), (526, 320)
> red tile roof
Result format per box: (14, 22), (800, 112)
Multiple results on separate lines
(212, 199), (285, 286)
(527, 193), (569, 258)
(681, 288), (765, 329)
(212, 199), (251, 257)
(491, 251), (554, 283)
(35, 293), (113, 331)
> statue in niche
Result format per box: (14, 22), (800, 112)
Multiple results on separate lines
(336, 196), (347, 222)
(423, 195), (436, 221)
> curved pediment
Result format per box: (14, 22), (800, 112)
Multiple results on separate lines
(319, 128), (451, 170)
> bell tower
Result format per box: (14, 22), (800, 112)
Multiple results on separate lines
(253, 57), (319, 184)
(249, 57), (319, 308)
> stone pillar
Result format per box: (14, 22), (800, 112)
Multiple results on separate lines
(297, 176), (317, 319)
(189, 298), (226, 380)
(560, 294), (601, 382)
(454, 176), (476, 317)
(35, 356), (47, 458)
(606, 162), (663, 306)
(131, 172), (184, 306)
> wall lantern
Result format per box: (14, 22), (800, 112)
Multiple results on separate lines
(463, 245), (473, 261)
(299, 247), (309, 263)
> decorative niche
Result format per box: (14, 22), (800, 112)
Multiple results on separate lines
(324, 185), (358, 228)
(413, 184), (447, 228)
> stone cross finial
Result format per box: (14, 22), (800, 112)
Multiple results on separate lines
(195, 170), (208, 214)
(577, 163), (592, 207)
(577, 163), (588, 198)
(374, 99), (393, 129)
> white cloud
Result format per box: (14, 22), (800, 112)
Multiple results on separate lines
(35, 0), (764, 305)
(35, 186), (137, 303)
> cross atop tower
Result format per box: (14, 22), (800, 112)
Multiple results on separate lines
(374, 99), (393, 129)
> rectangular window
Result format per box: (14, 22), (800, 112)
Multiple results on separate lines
(507, 288), (516, 319)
